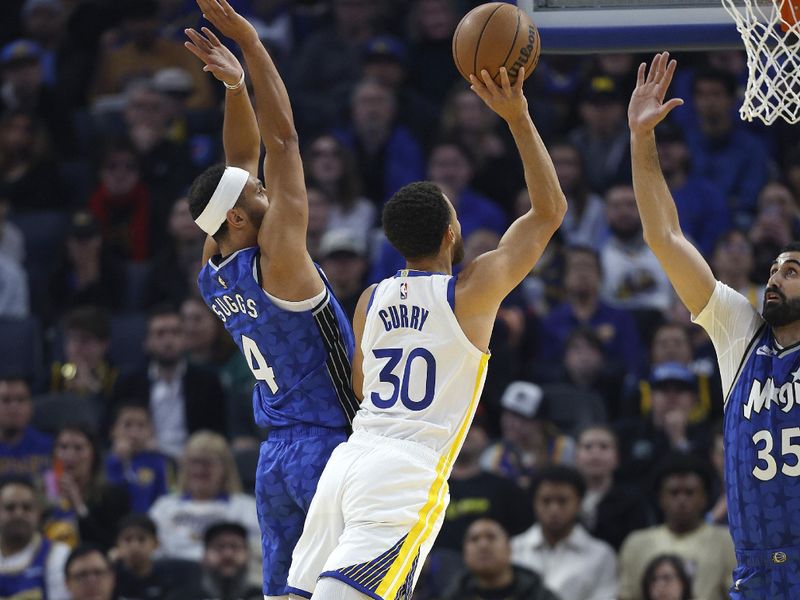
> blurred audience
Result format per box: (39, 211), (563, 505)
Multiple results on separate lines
(318, 228), (369, 320)
(0, 375), (52, 479)
(64, 544), (116, 600)
(641, 554), (694, 600)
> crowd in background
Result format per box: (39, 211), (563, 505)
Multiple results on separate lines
(0, 0), (796, 599)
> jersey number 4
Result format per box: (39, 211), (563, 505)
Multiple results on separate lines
(752, 428), (800, 481)
(242, 335), (279, 393)
(371, 347), (436, 411)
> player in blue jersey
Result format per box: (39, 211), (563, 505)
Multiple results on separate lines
(184, 2), (359, 598)
(629, 51), (800, 599)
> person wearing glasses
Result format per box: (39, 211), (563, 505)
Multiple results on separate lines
(64, 545), (115, 600)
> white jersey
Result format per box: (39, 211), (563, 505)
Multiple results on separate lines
(353, 270), (489, 457)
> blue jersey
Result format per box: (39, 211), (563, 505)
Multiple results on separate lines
(105, 450), (172, 513)
(197, 247), (358, 429)
(0, 537), (51, 600)
(695, 282), (800, 552)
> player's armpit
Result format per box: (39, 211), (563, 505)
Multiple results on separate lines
(350, 285), (376, 402)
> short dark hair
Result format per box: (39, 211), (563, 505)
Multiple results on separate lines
(63, 306), (110, 341)
(0, 373), (31, 388)
(531, 465), (587, 499)
(429, 139), (475, 168)
(565, 244), (602, 274)
(112, 401), (151, 425)
(65, 544), (112, 578)
(693, 67), (737, 98)
(576, 423), (618, 450)
(780, 241), (800, 255)
(653, 453), (713, 496)
(117, 513), (157, 539)
(565, 326), (605, 356)
(188, 163), (245, 240)
(642, 554), (693, 600)
(147, 303), (180, 325)
(0, 475), (36, 497)
(204, 521), (248, 547)
(382, 181), (451, 260)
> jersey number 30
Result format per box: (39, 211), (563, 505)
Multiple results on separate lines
(371, 347), (436, 411)
(752, 428), (800, 481)
(242, 335), (279, 393)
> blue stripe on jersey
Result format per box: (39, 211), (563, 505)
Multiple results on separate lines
(447, 275), (456, 312)
(197, 247), (357, 430)
(394, 270), (447, 278)
(725, 325), (800, 551)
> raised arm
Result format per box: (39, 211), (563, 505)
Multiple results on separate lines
(198, 0), (321, 299)
(628, 52), (715, 316)
(185, 26), (260, 263)
(458, 67), (567, 314)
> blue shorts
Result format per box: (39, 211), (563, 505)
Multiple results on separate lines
(255, 424), (348, 597)
(731, 547), (800, 599)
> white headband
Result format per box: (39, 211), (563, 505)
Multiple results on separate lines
(195, 166), (250, 235)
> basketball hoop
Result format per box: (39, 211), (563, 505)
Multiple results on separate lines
(721, 0), (800, 124)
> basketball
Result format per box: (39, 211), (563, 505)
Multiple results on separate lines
(452, 2), (540, 84)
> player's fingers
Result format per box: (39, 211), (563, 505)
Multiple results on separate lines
(184, 41), (209, 62)
(661, 97), (684, 116)
(645, 55), (658, 84)
(514, 66), (525, 92)
(218, 0), (236, 17)
(636, 62), (646, 87)
(201, 26), (223, 46)
(662, 58), (678, 90)
(499, 67), (511, 95)
(185, 28), (212, 51)
(480, 69), (499, 94)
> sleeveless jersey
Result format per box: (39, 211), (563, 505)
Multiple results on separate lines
(197, 247), (359, 429)
(0, 537), (50, 600)
(694, 281), (800, 551)
(353, 270), (490, 457)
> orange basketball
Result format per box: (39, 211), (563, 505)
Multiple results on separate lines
(452, 2), (540, 84)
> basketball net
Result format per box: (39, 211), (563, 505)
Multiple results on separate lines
(721, 0), (800, 124)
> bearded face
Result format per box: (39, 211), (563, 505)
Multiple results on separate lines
(763, 285), (800, 328)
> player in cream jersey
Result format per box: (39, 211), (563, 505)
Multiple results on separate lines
(287, 66), (567, 600)
(352, 271), (488, 454)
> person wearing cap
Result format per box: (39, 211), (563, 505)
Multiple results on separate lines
(166, 522), (262, 600)
(618, 455), (735, 600)
(569, 74), (631, 194)
(481, 381), (576, 490)
(616, 362), (710, 488)
(655, 121), (730, 257)
(318, 228), (369, 320)
(184, 6), (359, 598)
(48, 210), (125, 318)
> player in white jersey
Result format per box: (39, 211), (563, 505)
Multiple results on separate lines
(286, 67), (567, 600)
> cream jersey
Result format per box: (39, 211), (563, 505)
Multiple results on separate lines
(352, 270), (489, 457)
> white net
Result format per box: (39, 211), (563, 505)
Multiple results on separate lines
(721, 0), (800, 124)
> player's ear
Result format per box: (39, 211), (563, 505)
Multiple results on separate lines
(227, 207), (246, 230)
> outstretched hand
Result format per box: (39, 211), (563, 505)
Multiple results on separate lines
(628, 51), (684, 135)
(196, 0), (259, 46)
(185, 27), (243, 87)
(469, 67), (528, 123)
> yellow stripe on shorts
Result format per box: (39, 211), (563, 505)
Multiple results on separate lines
(375, 353), (489, 599)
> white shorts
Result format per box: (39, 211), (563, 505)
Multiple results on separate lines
(287, 430), (450, 600)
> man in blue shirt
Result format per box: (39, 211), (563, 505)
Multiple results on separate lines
(0, 375), (52, 481)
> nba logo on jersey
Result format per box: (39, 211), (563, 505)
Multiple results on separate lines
(400, 282), (408, 300)
(217, 275), (228, 289)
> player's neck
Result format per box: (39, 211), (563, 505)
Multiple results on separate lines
(405, 257), (452, 276)
(773, 321), (800, 348)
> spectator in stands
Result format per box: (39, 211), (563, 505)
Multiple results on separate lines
(617, 364), (710, 487)
(440, 84), (524, 211)
(20, 0), (64, 81)
(406, 0), (461, 108)
(443, 518), (559, 600)
(42, 425), (130, 550)
(642, 554), (694, 600)
(0, 109), (59, 211)
(540, 245), (643, 374)
(0, 375), (52, 479)
(90, 0), (213, 109)
(600, 183), (672, 315)
(290, 0), (378, 136)
(305, 187), (332, 262)
(334, 78), (425, 205)
(0, 475), (70, 600)
(113, 513), (196, 600)
(437, 419), (532, 552)
(165, 522), (262, 600)
(0, 243), (28, 317)
(482, 381), (575, 490)
(304, 134), (376, 234)
(710, 229), (762, 310)
(569, 75), (631, 194)
(549, 140), (607, 249)
(655, 121), (730, 257)
(179, 297), (260, 448)
(706, 422), (727, 526)
(0, 39), (71, 153)
(49, 307), (117, 418)
(318, 229), (369, 320)
(511, 466), (618, 600)
(88, 141), (150, 262)
(686, 68), (768, 228)
(148, 432), (261, 582)
(618, 456), (735, 600)
(0, 194), (24, 264)
(105, 404), (172, 514)
(756, 180), (800, 237)
(575, 425), (650, 550)
(48, 212), (125, 318)
(64, 544), (115, 600)
(145, 196), (205, 308)
(113, 305), (227, 458)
